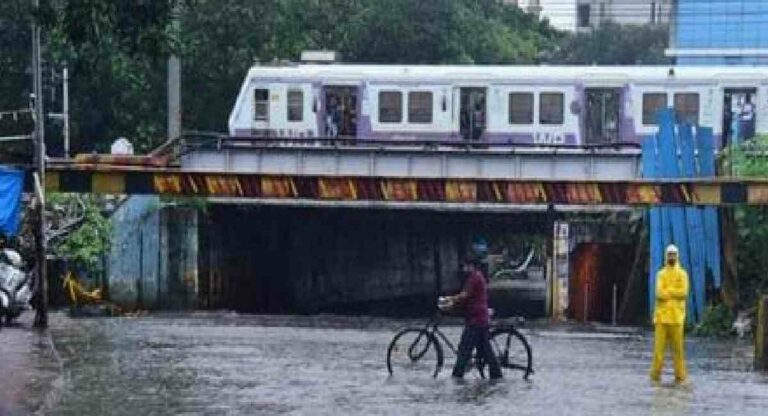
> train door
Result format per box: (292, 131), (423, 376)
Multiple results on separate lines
(722, 88), (757, 147)
(323, 86), (358, 138)
(460, 87), (487, 141)
(584, 88), (621, 145)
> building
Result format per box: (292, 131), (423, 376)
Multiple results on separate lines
(576, 0), (671, 29)
(507, 0), (670, 32)
(667, 0), (768, 65)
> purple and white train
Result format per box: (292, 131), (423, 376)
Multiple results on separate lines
(228, 64), (767, 148)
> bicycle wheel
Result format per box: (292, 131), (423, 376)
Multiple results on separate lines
(386, 328), (443, 378)
(489, 327), (533, 379)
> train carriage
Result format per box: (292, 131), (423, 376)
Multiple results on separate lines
(228, 64), (768, 149)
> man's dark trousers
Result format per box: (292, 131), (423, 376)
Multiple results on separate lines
(452, 325), (502, 379)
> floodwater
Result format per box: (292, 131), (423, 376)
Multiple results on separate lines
(46, 313), (768, 416)
(0, 314), (61, 416)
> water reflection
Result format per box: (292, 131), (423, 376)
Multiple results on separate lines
(650, 384), (692, 416)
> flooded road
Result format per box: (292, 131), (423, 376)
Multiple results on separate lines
(46, 313), (768, 415)
(0, 314), (61, 416)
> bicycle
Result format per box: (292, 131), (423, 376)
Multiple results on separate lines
(386, 310), (533, 379)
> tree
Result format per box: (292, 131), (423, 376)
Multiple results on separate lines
(181, 0), (562, 132)
(723, 137), (768, 309)
(2, 0), (563, 151)
(550, 22), (671, 65)
(0, 0), (33, 141)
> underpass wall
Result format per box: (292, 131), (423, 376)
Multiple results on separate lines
(201, 205), (547, 316)
(107, 196), (198, 309)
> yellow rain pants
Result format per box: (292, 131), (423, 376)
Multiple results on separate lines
(650, 323), (687, 382)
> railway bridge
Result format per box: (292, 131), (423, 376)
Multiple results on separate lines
(36, 135), (766, 321)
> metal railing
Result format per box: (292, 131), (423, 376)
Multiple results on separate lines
(179, 131), (643, 154)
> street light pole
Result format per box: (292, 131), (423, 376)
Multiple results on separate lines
(31, 0), (48, 328)
(62, 67), (69, 158)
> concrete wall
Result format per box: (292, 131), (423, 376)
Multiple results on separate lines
(200, 205), (549, 316)
(107, 196), (198, 309)
(108, 196), (161, 309)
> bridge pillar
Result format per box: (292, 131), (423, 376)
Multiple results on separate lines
(756, 295), (768, 371)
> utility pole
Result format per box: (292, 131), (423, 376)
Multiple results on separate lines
(31, 0), (48, 328)
(48, 66), (70, 158)
(63, 67), (69, 158)
(167, 2), (182, 141)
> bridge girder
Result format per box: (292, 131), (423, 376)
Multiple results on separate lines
(41, 165), (768, 207)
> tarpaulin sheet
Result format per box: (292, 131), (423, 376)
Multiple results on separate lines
(0, 167), (23, 237)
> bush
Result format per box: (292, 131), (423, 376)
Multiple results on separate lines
(693, 304), (734, 337)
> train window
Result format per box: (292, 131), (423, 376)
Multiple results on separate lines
(287, 90), (303, 122)
(254, 89), (269, 122)
(674, 93), (699, 124)
(642, 93), (667, 125)
(509, 93), (533, 124)
(408, 91), (433, 123)
(379, 91), (402, 123)
(540, 93), (564, 125)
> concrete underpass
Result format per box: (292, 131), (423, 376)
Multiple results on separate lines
(106, 195), (647, 322)
(198, 205), (552, 317)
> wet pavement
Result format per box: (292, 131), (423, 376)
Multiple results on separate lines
(0, 314), (62, 416)
(35, 312), (768, 415)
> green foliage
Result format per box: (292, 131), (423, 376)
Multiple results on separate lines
(720, 135), (768, 176)
(551, 22), (670, 65)
(0, 0), (565, 147)
(693, 304), (734, 337)
(3, 1), (671, 153)
(180, 0), (562, 132)
(50, 195), (111, 273)
(722, 135), (768, 309)
(0, 0), (34, 138)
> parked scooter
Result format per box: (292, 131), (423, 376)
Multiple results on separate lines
(0, 248), (33, 327)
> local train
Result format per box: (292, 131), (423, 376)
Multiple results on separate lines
(228, 64), (767, 148)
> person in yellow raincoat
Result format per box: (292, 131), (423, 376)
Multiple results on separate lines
(650, 244), (690, 386)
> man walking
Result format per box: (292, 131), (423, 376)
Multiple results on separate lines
(444, 258), (502, 380)
(650, 244), (690, 386)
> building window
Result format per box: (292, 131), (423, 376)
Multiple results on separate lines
(408, 91), (433, 123)
(287, 90), (303, 122)
(674, 93), (700, 124)
(379, 91), (402, 123)
(254, 89), (269, 121)
(509, 93), (534, 124)
(540, 92), (564, 125)
(642, 93), (667, 125)
(650, 2), (656, 24)
(578, 4), (591, 28)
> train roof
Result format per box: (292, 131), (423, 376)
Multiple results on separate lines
(244, 64), (768, 83)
